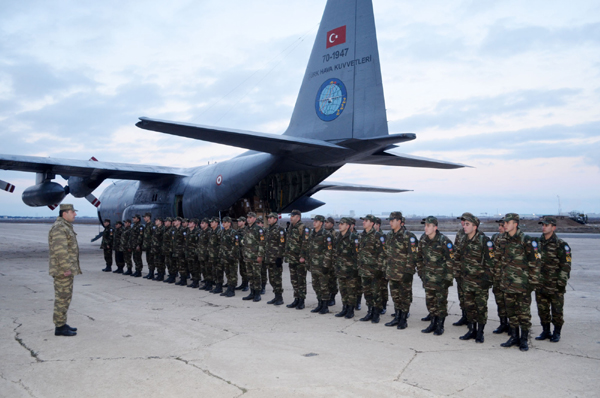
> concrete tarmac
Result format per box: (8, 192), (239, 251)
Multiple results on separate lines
(1, 223), (599, 398)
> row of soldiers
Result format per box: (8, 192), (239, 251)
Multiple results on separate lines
(100, 210), (571, 351)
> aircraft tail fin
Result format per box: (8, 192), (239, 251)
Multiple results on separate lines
(284, 0), (387, 142)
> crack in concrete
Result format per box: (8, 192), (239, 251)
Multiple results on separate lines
(71, 309), (95, 321)
(13, 319), (43, 363)
(175, 357), (247, 396)
(534, 347), (600, 361)
(394, 349), (418, 382)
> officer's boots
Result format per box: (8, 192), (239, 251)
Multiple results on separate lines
(211, 283), (223, 294)
(286, 298), (299, 308)
(296, 298), (305, 310)
(113, 266), (123, 274)
(371, 308), (381, 323)
(327, 293), (336, 307)
(550, 325), (562, 342)
(397, 311), (408, 330)
(154, 272), (164, 282)
(311, 300), (324, 313)
(460, 322), (477, 340)
(421, 313), (432, 322)
(493, 316), (509, 334)
(55, 324), (77, 337)
(319, 301), (329, 314)
(433, 316), (446, 335)
(359, 306), (374, 322)
(132, 270), (142, 277)
(501, 326), (520, 347)
(385, 310), (400, 327)
(475, 323), (485, 343)
(422, 316), (437, 333)
(535, 323), (552, 340)
(179, 276), (188, 287)
(253, 289), (261, 302)
(344, 305), (355, 319)
(519, 328), (530, 351)
(267, 294), (282, 305)
(102, 265), (112, 272)
(453, 310), (468, 326)
(335, 305), (348, 318)
(236, 280), (248, 291)
(124, 267), (133, 276)
(242, 289), (255, 301)
(355, 295), (362, 311)
(221, 285), (235, 297)
(144, 270), (154, 279)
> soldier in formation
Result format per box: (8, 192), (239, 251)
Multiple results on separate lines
(241, 212), (265, 302)
(264, 212), (285, 305)
(301, 215), (333, 314)
(219, 216), (239, 297)
(142, 213), (154, 279)
(285, 210), (307, 310)
(113, 221), (125, 273)
(491, 219), (509, 334)
(235, 217), (249, 292)
(332, 217), (359, 319)
(357, 214), (385, 324)
(122, 219), (133, 275)
(151, 218), (165, 281)
(101, 219), (114, 272)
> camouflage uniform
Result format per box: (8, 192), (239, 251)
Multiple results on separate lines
(151, 222), (165, 278)
(131, 219), (145, 274)
(162, 220), (174, 278)
(384, 223), (418, 316)
(179, 226), (191, 278)
(242, 221), (265, 293)
(171, 223), (186, 282)
(197, 222), (210, 286)
(186, 223), (201, 285)
(325, 224), (339, 301)
(491, 231), (508, 321)
(535, 225), (571, 340)
(302, 221), (333, 304)
(236, 219), (249, 289)
(285, 219), (308, 301)
(333, 224), (359, 312)
(48, 212), (81, 328)
(101, 222), (114, 270)
(142, 217), (154, 275)
(264, 218), (286, 295)
(122, 223), (133, 273)
(208, 224), (222, 287)
(113, 223), (125, 270)
(220, 224), (239, 291)
(454, 227), (468, 318)
(358, 225), (385, 311)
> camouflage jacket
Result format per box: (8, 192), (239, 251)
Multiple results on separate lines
(491, 233), (501, 245)
(150, 225), (164, 255)
(495, 229), (541, 294)
(48, 217), (81, 277)
(454, 229), (467, 251)
(122, 225), (133, 251)
(333, 230), (359, 278)
(219, 228), (239, 262)
(284, 221), (306, 263)
(384, 227), (418, 280)
(142, 221), (153, 251)
(162, 226), (173, 255)
(171, 226), (185, 258)
(235, 226), (246, 259)
(196, 227), (209, 262)
(358, 228), (384, 277)
(325, 227), (339, 240)
(302, 227), (333, 270)
(185, 227), (199, 259)
(538, 232), (571, 294)
(113, 227), (124, 252)
(101, 225), (114, 250)
(264, 223), (285, 263)
(454, 230), (494, 291)
(208, 227), (221, 261)
(242, 223), (265, 261)
(416, 231), (455, 289)
(131, 222), (144, 249)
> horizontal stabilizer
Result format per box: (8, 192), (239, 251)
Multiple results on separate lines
(136, 117), (349, 156)
(0, 154), (189, 181)
(306, 181), (411, 196)
(350, 150), (468, 169)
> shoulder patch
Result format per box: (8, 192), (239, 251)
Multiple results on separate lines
(410, 237), (416, 242)
(531, 241), (538, 248)
(486, 241), (493, 247)
(565, 245), (570, 252)
(447, 242), (453, 249)
(327, 236), (331, 241)
(380, 236), (385, 242)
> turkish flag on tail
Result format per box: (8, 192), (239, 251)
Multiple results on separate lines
(326, 26), (346, 48)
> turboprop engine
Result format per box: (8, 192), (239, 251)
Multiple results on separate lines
(22, 181), (66, 207)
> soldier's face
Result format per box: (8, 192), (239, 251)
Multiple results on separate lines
(62, 210), (76, 222)
(339, 222), (349, 234)
(324, 221), (334, 229)
(164, 221), (171, 227)
(424, 223), (437, 236)
(237, 221), (245, 228)
(374, 224), (380, 231)
(463, 221), (476, 235)
(116, 224), (122, 229)
(125, 222), (131, 227)
(188, 222), (196, 229)
(247, 216), (256, 225)
(144, 216), (150, 223)
(133, 217), (140, 223)
(223, 221), (231, 229)
(268, 217), (277, 226)
(173, 220), (181, 228)
(103, 221), (109, 227)
(498, 223), (505, 233)
(504, 220), (518, 234)
(155, 220), (162, 227)
(201, 222), (208, 229)
(362, 219), (373, 230)
(542, 223), (556, 235)
(290, 214), (300, 224)
(390, 219), (401, 230)
(313, 220), (323, 230)
(211, 221), (218, 229)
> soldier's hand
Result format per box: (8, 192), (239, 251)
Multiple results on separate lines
(299, 257), (305, 263)
(257, 256), (263, 264)
(64, 270), (72, 276)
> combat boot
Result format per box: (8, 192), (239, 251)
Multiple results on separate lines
(433, 316), (446, 335)
(380, 303), (387, 315)
(335, 305), (348, 318)
(359, 306), (373, 322)
(459, 322), (476, 340)
(519, 328), (530, 351)
(397, 311), (408, 330)
(143, 270), (152, 279)
(188, 279), (199, 288)
(167, 275), (177, 284)
(273, 294), (284, 305)
(124, 267), (133, 275)
(319, 301), (329, 314)
(236, 281), (248, 290)
(371, 308), (381, 323)
(211, 284), (223, 294)
(154, 273), (164, 282)
(286, 298), (299, 308)
(355, 295), (362, 311)
(501, 326), (520, 347)
(132, 270), (142, 277)
(267, 294), (278, 304)
(421, 313), (432, 322)
(113, 266), (123, 274)
(535, 323), (552, 340)
(421, 316), (437, 333)
(327, 293), (336, 307)
(493, 316), (509, 334)
(475, 323), (485, 343)
(242, 289), (255, 301)
(202, 281), (213, 291)
(261, 284), (266, 295)
(296, 298), (305, 310)
(65, 324), (77, 331)
(311, 300), (324, 313)
(344, 305), (355, 319)
(453, 310), (468, 326)
(102, 265), (112, 272)
(550, 325), (562, 343)
(221, 286), (235, 297)
(385, 310), (400, 327)
(55, 325), (76, 337)
(253, 289), (262, 302)
(179, 277), (188, 287)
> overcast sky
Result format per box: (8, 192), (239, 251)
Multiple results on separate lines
(1, 0), (599, 218)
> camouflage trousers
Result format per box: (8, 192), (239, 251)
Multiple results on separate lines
(288, 260), (307, 299)
(504, 291), (532, 329)
(338, 274), (359, 306)
(389, 273), (414, 313)
(103, 247), (113, 267)
(535, 289), (565, 326)
(260, 262), (268, 288)
(463, 288), (489, 324)
(455, 276), (466, 311)
(245, 258), (262, 290)
(133, 249), (143, 272)
(361, 271), (386, 308)
(145, 251), (154, 272)
(492, 284), (507, 317)
(205, 259), (217, 283)
(213, 258), (225, 285)
(171, 256), (183, 276)
(153, 254), (165, 274)
(223, 258), (238, 287)
(425, 286), (449, 317)
(328, 267), (338, 297)
(310, 264), (332, 301)
(115, 251), (124, 267)
(381, 278), (389, 308)
(263, 258), (283, 294)
(198, 258), (207, 281)
(177, 255), (189, 276)
(53, 275), (74, 327)
(164, 255), (172, 275)
(239, 257), (248, 283)
(188, 256), (200, 281)
(124, 250), (133, 269)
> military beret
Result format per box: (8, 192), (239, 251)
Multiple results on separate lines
(189, 218), (199, 224)
(312, 215), (326, 222)
(374, 217), (382, 225)
(222, 216), (232, 223)
(290, 209), (301, 216)
(133, 214), (141, 219)
(237, 216), (247, 222)
(462, 213), (480, 226)
(538, 216), (557, 225)
(458, 212), (474, 220)
(267, 212), (279, 219)
(60, 203), (78, 212)
(326, 216), (335, 224)
(387, 211), (403, 221)
(504, 213), (520, 223)
(247, 212), (257, 218)
(421, 216), (438, 226)
(360, 214), (377, 222)
(144, 212), (152, 217)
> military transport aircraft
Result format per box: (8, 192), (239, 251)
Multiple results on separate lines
(0, 0), (464, 223)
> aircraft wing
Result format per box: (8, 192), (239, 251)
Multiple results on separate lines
(136, 117), (349, 155)
(306, 181), (411, 196)
(0, 154), (189, 180)
(350, 150), (468, 169)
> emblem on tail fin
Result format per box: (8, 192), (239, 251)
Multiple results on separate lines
(315, 78), (347, 121)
